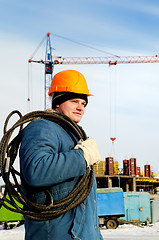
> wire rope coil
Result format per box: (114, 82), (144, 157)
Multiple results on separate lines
(0, 110), (94, 221)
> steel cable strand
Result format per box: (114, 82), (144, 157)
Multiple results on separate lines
(0, 128), (28, 209)
(13, 167), (90, 214)
(3, 165), (92, 220)
(0, 113), (56, 210)
(2, 110), (23, 176)
(3, 110), (23, 135)
(0, 110), (94, 220)
(19, 166), (94, 221)
(23, 177), (90, 220)
(1, 114), (56, 211)
(4, 172), (94, 221)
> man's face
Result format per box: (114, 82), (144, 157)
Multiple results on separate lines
(55, 98), (86, 123)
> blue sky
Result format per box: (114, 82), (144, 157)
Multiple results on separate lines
(1, 0), (159, 183)
(1, 0), (159, 53)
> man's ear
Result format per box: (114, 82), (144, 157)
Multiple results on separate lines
(55, 105), (60, 111)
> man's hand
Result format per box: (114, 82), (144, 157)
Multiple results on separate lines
(74, 138), (101, 166)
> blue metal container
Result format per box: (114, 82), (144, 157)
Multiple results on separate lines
(121, 192), (151, 223)
(97, 187), (125, 217)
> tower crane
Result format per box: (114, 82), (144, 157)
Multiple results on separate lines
(28, 32), (159, 109)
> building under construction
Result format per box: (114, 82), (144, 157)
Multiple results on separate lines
(95, 157), (159, 194)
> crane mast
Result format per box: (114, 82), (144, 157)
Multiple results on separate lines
(44, 32), (53, 109)
(28, 33), (159, 109)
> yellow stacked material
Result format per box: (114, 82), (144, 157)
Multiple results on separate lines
(141, 171), (144, 177)
(114, 161), (119, 175)
(94, 161), (105, 175)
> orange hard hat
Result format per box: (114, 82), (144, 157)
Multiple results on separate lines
(48, 70), (93, 96)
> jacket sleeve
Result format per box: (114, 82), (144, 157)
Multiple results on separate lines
(19, 119), (87, 187)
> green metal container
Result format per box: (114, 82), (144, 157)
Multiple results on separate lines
(0, 195), (24, 222)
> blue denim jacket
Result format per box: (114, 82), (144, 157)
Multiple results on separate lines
(20, 119), (103, 240)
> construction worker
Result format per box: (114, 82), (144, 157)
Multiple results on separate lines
(19, 70), (103, 240)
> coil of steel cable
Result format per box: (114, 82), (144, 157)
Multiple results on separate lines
(0, 110), (94, 221)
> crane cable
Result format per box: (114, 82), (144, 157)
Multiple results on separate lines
(29, 35), (47, 61)
(0, 110), (94, 221)
(109, 66), (117, 158)
(50, 33), (119, 57)
(27, 62), (32, 112)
